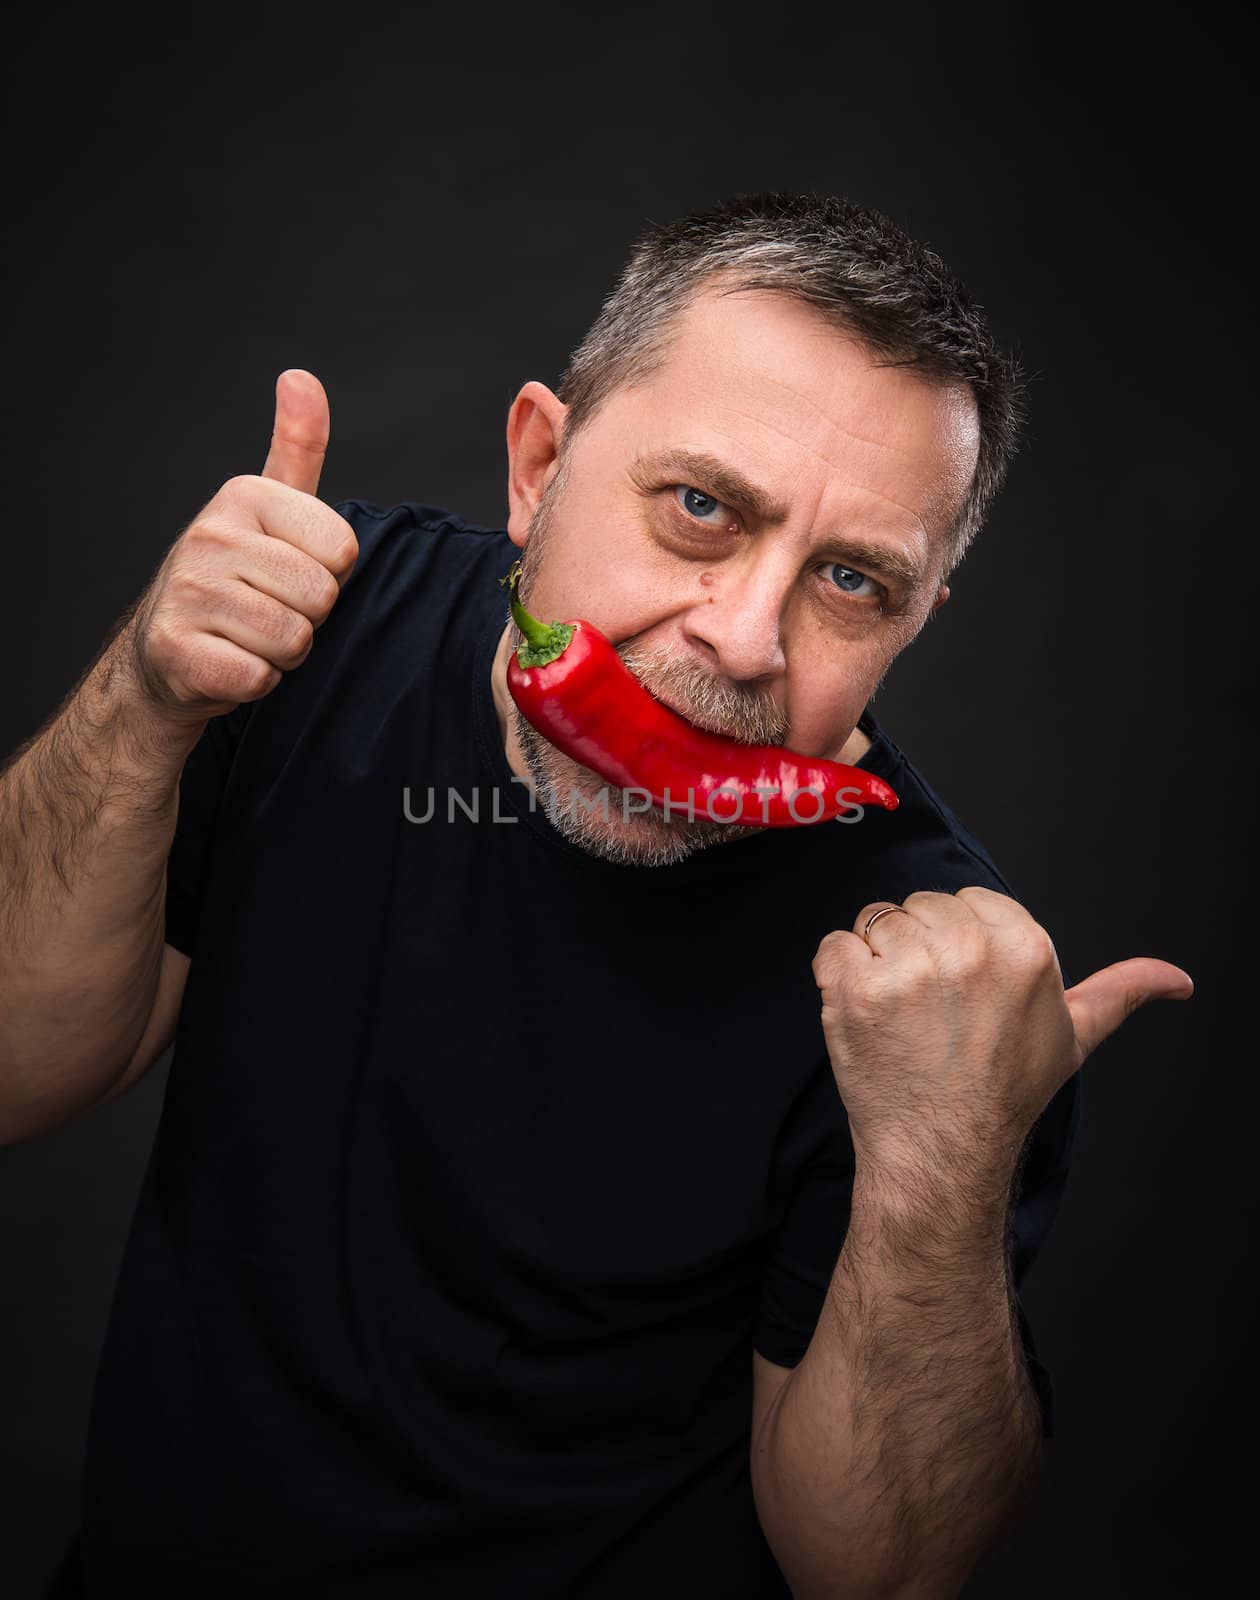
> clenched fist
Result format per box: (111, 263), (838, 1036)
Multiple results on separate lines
(119, 370), (359, 727)
(812, 886), (1194, 1196)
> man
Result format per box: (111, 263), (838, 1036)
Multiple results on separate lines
(2, 192), (1192, 1597)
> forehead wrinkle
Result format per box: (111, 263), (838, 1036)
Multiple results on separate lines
(727, 401), (909, 461)
(708, 356), (930, 457)
(714, 408), (934, 533)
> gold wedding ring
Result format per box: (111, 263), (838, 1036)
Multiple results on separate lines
(862, 905), (910, 945)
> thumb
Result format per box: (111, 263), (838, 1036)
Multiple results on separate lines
(261, 369), (329, 496)
(1064, 956), (1195, 1061)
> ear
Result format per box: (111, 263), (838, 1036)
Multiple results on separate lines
(506, 381), (568, 550)
(930, 583), (951, 613)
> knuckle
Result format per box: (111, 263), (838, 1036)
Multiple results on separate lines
(957, 884), (1010, 905)
(248, 593), (308, 658)
(183, 518), (236, 558)
(171, 570), (229, 615)
(185, 638), (230, 690)
(172, 642), (227, 703)
(942, 929), (988, 978)
(1027, 925), (1060, 972)
(241, 659), (281, 701)
(311, 566), (340, 617)
(285, 612), (315, 659)
(150, 670), (197, 709)
(812, 932), (845, 981)
(195, 646), (265, 704)
(328, 532), (359, 576)
(233, 583), (276, 625)
(1006, 924), (1055, 976)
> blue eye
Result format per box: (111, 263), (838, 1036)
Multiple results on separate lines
(675, 485), (729, 523)
(669, 487), (885, 608)
(823, 562), (879, 599)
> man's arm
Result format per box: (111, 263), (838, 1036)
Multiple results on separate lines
(751, 1162), (1041, 1599)
(750, 883), (1192, 1597)
(0, 368), (358, 1144)
(0, 632), (204, 1143)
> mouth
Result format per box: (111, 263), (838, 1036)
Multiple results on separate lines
(634, 678), (748, 743)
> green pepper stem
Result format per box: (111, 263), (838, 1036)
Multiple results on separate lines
(507, 581), (553, 651)
(497, 560), (574, 667)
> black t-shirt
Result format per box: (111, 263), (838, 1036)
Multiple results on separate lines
(67, 500), (1080, 1598)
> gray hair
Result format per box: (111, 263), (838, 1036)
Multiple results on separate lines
(553, 191), (1029, 581)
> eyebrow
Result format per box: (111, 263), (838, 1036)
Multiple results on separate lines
(628, 446), (928, 592)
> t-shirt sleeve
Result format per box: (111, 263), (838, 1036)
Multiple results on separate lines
(1008, 1067), (1082, 1437)
(753, 1068), (1081, 1442)
(160, 495), (434, 959)
(163, 699), (256, 957)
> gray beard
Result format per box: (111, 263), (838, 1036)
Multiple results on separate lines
(510, 703), (768, 868)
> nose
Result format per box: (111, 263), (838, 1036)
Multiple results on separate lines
(679, 557), (789, 683)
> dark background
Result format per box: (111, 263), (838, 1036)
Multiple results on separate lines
(1, 7), (1249, 1596)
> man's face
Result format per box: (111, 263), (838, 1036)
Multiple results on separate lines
(498, 280), (979, 867)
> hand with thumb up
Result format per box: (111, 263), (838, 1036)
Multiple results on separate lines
(119, 370), (359, 729)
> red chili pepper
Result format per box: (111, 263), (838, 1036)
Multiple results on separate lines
(497, 563), (898, 827)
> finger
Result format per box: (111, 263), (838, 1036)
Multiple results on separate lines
(196, 581), (315, 672)
(901, 888), (986, 929)
(261, 369), (330, 496)
(175, 632), (282, 707)
(853, 900), (920, 947)
(812, 927), (873, 986)
(954, 885), (1027, 928)
(239, 478), (359, 589)
(954, 886), (1064, 981)
(1065, 956), (1195, 1061)
(227, 528), (342, 626)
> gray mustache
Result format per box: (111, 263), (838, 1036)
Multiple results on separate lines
(616, 643), (788, 746)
